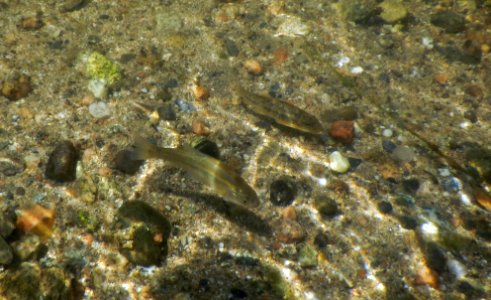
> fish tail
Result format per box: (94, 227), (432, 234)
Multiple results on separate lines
(132, 135), (159, 160)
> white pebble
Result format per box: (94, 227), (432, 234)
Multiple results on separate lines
(447, 259), (466, 279)
(350, 66), (364, 74)
(422, 37), (434, 49)
(328, 151), (350, 173)
(88, 79), (108, 99)
(438, 168), (451, 177)
(382, 128), (393, 137)
(89, 101), (111, 119)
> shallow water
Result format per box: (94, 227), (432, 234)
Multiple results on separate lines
(1, 1), (490, 299)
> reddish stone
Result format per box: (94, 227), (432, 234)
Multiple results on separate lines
(329, 120), (354, 144)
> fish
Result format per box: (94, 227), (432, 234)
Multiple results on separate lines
(132, 136), (260, 207)
(235, 85), (324, 135)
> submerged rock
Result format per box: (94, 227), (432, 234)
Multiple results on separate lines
(269, 178), (297, 206)
(116, 200), (171, 266)
(45, 140), (79, 182)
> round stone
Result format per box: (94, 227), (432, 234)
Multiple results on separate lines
(269, 178), (297, 206)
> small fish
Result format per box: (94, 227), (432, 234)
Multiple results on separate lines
(133, 136), (259, 207)
(235, 86), (324, 135)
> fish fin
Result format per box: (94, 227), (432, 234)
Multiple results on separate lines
(132, 135), (157, 160)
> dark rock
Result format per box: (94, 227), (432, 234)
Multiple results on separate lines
(316, 197), (341, 219)
(223, 38), (239, 56)
(382, 140), (397, 153)
(0, 155), (25, 176)
(430, 11), (466, 33)
(423, 242), (447, 274)
(402, 178), (420, 194)
(313, 231), (330, 248)
(269, 178), (297, 206)
(397, 214), (417, 230)
(377, 201), (393, 214)
(116, 201), (171, 266)
(45, 141), (79, 182)
(192, 137), (220, 159)
(60, 0), (86, 12)
(113, 148), (143, 175)
(157, 104), (177, 121)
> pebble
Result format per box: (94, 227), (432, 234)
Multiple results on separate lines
(402, 178), (420, 195)
(315, 196), (341, 219)
(1, 74), (32, 101)
(192, 137), (220, 159)
(378, 0), (408, 23)
(391, 146), (415, 164)
(87, 79), (109, 99)
(430, 11), (466, 33)
(116, 201), (171, 266)
(275, 219), (306, 243)
(328, 151), (350, 173)
(313, 231), (330, 248)
(113, 148), (144, 175)
(157, 104), (177, 121)
(20, 15), (43, 30)
(382, 140), (397, 153)
(192, 84), (210, 101)
(441, 176), (461, 192)
(377, 201), (393, 214)
(60, 0), (86, 12)
(192, 119), (210, 136)
(298, 244), (318, 268)
(175, 99), (196, 112)
(88, 101), (111, 119)
(269, 178), (297, 206)
(382, 128), (393, 137)
(45, 141), (79, 182)
(0, 237), (13, 265)
(329, 120), (354, 144)
(244, 59), (263, 75)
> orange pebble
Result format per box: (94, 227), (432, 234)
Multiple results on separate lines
(282, 206), (297, 220)
(244, 59), (263, 75)
(16, 204), (55, 237)
(192, 119), (210, 136)
(415, 264), (439, 289)
(474, 187), (491, 211)
(434, 72), (448, 85)
(329, 120), (354, 144)
(273, 48), (288, 66)
(192, 84), (210, 101)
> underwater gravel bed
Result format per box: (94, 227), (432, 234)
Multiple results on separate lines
(1, 1), (491, 299)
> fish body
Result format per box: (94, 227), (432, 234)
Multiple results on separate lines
(133, 136), (259, 207)
(236, 86), (324, 135)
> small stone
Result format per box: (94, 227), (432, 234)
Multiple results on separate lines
(377, 201), (393, 214)
(397, 214), (417, 230)
(192, 119), (210, 136)
(113, 148), (144, 175)
(0, 237), (13, 265)
(175, 99), (196, 112)
(45, 141), (79, 182)
(1, 74), (31, 101)
(431, 11), (466, 33)
(270, 178), (297, 206)
(382, 140), (397, 153)
(192, 84), (210, 101)
(328, 151), (350, 173)
(391, 146), (415, 164)
(0, 155), (25, 176)
(88, 101), (111, 119)
(192, 137), (220, 159)
(382, 128), (393, 137)
(275, 220), (305, 243)
(244, 59), (263, 75)
(16, 204), (56, 237)
(329, 120), (354, 144)
(20, 15), (43, 30)
(313, 232), (329, 248)
(434, 72), (448, 85)
(223, 38), (239, 56)
(116, 201), (171, 266)
(316, 196), (340, 219)
(60, 0), (86, 12)
(378, 0), (408, 23)
(157, 104), (176, 121)
(298, 244), (318, 268)
(87, 79), (108, 99)
(402, 178), (420, 195)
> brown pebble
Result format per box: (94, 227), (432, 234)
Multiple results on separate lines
(474, 187), (491, 211)
(275, 219), (305, 243)
(465, 85), (484, 99)
(192, 84), (210, 101)
(20, 15), (43, 30)
(16, 204), (55, 237)
(414, 264), (439, 289)
(273, 48), (288, 66)
(282, 206), (297, 220)
(244, 59), (263, 75)
(434, 72), (448, 85)
(81, 94), (95, 106)
(45, 141), (79, 182)
(192, 119), (210, 136)
(329, 120), (354, 144)
(1, 74), (32, 101)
